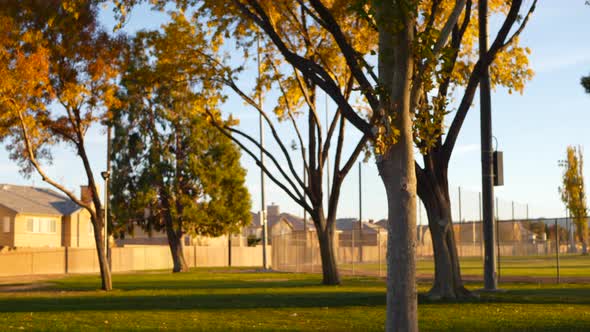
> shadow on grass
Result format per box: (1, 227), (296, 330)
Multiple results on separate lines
(49, 278), (343, 292)
(0, 290), (386, 313)
(47, 273), (383, 292)
(418, 287), (590, 306)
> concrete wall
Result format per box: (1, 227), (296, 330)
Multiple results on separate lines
(0, 245), (270, 277)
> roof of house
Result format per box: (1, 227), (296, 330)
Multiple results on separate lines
(0, 184), (81, 216)
(336, 218), (386, 233)
(251, 211), (315, 231)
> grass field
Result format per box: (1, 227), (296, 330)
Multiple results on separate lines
(337, 254), (590, 279)
(1, 268), (590, 331)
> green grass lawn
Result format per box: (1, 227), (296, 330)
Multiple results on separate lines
(0, 269), (590, 331)
(341, 254), (590, 279)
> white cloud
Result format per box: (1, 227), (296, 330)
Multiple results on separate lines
(454, 144), (479, 156)
(532, 52), (590, 74)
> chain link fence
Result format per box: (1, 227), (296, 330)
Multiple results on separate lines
(272, 186), (589, 281)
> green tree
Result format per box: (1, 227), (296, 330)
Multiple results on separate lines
(582, 74), (590, 94)
(559, 146), (589, 254)
(114, 0), (536, 328)
(110, 20), (251, 272)
(0, 1), (124, 291)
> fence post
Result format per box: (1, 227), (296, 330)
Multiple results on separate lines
(193, 245), (197, 268)
(296, 235), (300, 273)
(350, 223), (355, 275)
(378, 230), (382, 277)
(555, 219), (560, 284)
(458, 186), (462, 257)
(479, 191), (483, 258)
(64, 246), (69, 274)
(496, 196), (501, 282)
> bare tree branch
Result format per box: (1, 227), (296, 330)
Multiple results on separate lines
(233, 0), (374, 137)
(206, 109), (313, 214)
(443, 0), (529, 163)
(14, 106), (94, 214)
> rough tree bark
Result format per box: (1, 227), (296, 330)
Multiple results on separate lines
(376, 2), (418, 330)
(315, 216), (340, 285)
(91, 209), (113, 291)
(160, 187), (190, 273)
(417, 161), (470, 299)
(165, 219), (190, 273)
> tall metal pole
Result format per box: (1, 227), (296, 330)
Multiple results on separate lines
(496, 196), (501, 281)
(326, 92), (331, 206)
(358, 162), (363, 262)
(303, 148), (307, 232)
(479, 0), (498, 290)
(257, 35), (268, 270)
(103, 125), (111, 264)
(359, 162), (362, 229)
(555, 218), (560, 284)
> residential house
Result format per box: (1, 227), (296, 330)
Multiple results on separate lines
(336, 218), (387, 247)
(249, 203), (316, 244)
(0, 184), (96, 249)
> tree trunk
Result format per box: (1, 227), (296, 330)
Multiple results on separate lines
(163, 213), (190, 273)
(418, 179), (471, 299)
(380, 148), (418, 332)
(581, 223), (588, 255)
(166, 226), (190, 273)
(316, 223), (340, 285)
(91, 212), (112, 291)
(376, 2), (418, 330)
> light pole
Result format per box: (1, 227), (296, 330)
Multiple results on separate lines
(257, 34), (268, 270)
(101, 170), (110, 260)
(479, 0), (497, 290)
(101, 124), (112, 265)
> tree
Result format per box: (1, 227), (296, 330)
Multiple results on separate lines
(110, 15), (252, 273)
(582, 74), (590, 94)
(0, 1), (124, 291)
(559, 146), (589, 254)
(114, 0), (536, 328)
(204, 24), (371, 285)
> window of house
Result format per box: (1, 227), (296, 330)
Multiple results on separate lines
(41, 219), (49, 233)
(88, 220), (94, 235)
(26, 218), (57, 233)
(2, 217), (9, 233)
(27, 218), (34, 232)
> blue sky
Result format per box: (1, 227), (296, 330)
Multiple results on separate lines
(1, 2), (589, 223)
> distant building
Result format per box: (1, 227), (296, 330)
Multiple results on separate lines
(248, 203), (315, 244)
(0, 184), (96, 249)
(335, 218), (387, 246)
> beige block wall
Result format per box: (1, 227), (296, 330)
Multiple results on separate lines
(13, 214), (62, 248)
(0, 245), (270, 277)
(0, 205), (16, 247)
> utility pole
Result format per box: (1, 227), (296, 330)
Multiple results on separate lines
(257, 34), (268, 270)
(479, 0), (498, 290)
